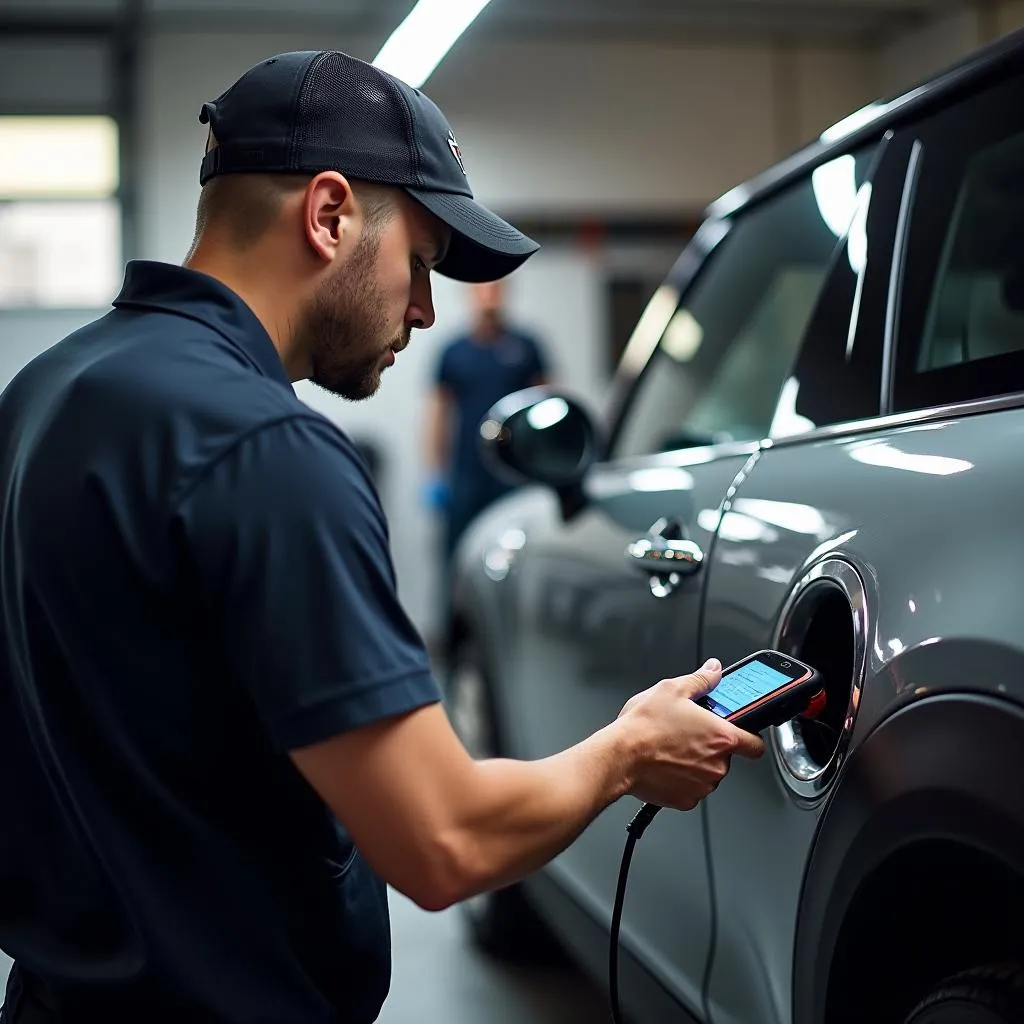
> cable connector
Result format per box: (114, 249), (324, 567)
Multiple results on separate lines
(626, 801), (661, 840)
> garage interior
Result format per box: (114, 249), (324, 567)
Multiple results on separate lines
(2, 0), (1023, 1020)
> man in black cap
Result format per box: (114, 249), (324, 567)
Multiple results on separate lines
(0, 52), (762, 1023)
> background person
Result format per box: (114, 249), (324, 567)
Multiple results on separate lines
(422, 280), (551, 567)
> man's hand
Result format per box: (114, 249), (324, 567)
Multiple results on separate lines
(616, 659), (765, 811)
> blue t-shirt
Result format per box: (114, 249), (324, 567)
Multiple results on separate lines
(436, 329), (547, 494)
(0, 261), (440, 1023)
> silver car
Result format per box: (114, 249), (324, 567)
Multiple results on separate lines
(445, 27), (1024, 1024)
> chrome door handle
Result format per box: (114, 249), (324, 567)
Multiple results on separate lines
(626, 536), (704, 572)
(626, 519), (704, 598)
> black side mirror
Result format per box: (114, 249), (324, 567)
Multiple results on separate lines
(479, 387), (601, 517)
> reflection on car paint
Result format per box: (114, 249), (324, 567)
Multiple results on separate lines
(846, 439), (974, 475)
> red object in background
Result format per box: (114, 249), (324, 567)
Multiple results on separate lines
(576, 219), (606, 252)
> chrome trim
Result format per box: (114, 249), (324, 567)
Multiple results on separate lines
(625, 517), (705, 599)
(626, 536), (704, 598)
(881, 138), (923, 415)
(763, 388), (1024, 449)
(770, 558), (869, 801)
(626, 536), (704, 572)
(596, 440), (762, 474)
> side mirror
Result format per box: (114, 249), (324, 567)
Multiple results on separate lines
(479, 388), (601, 516)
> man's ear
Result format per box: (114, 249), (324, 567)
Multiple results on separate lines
(303, 171), (359, 263)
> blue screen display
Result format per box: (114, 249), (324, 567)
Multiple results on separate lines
(703, 660), (793, 719)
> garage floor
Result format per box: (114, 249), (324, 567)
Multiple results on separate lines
(0, 893), (606, 1022)
(379, 890), (606, 1022)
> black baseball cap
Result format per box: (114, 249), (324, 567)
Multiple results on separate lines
(197, 50), (539, 283)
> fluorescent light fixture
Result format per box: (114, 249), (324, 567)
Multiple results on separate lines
(373, 0), (494, 89)
(0, 116), (119, 198)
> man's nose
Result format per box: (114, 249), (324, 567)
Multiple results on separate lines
(407, 280), (436, 331)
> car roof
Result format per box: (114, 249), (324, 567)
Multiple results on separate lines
(706, 25), (1024, 221)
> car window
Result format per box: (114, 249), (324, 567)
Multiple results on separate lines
(611, 151), (875, 460)
(894, 74), (1024, 412)
(771, 139), (899, 435)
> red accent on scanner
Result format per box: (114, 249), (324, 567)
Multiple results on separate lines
(801, 689), (827, 720)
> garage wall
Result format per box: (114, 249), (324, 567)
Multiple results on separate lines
(139, 30), (876, 253)
(876, 2), (1024, 98)
(996, 0), (1024, 33)
(0, 39), (114, 407)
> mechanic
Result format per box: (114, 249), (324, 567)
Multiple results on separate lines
(423, 279), (551, 564)
(0, 51), (764, 1024)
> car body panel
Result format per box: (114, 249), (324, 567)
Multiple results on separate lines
(499, 445), (756, 1016)
(699, 408), (1024, 1024)
(447, 26), (1024, 1024)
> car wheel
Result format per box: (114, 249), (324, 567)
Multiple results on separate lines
(445, 636), (561, 964)
(904, 964), (1024, 1023)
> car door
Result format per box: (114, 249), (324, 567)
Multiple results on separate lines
(696, 108), (1020, 1023)
(502, 149), (878, 1019)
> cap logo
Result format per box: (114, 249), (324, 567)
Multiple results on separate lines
(447, 130), (467, 175)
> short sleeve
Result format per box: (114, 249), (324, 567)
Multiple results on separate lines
(174, 415), (441, 752)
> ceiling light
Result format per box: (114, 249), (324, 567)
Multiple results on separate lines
(373, 0), (494, 89)
(0, 116), (118, 198)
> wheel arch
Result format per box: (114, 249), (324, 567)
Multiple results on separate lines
(793, 693), (1024, 1024)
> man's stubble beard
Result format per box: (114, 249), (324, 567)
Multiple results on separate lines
(301, 229), (407, 401)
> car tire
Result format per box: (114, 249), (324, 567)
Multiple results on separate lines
(445, 635), (562, 965)
(904, 964), (1024, 1023)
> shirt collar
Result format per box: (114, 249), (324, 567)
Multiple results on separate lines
(112, 260), (293, 389)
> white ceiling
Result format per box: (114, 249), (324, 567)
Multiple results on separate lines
(0, 0), (971, 43)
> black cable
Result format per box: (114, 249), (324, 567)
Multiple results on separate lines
(608, 703), (829, 1021)
(610, 802), (661, 1024)
(698, 798), (718, 1023)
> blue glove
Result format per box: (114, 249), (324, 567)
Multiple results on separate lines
(422, 477), (451, 513)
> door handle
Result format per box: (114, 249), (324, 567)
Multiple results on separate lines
(626, 535), (704, 572)
(626, 518), (704, 598)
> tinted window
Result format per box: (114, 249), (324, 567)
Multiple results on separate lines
(612, 151), (874, 459)
(774, 138), (900, 435)
(895, 75), (1024, 411)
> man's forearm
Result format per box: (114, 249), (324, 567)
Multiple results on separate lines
(292, 666), (750, 914)
(448, 719), (640, 899)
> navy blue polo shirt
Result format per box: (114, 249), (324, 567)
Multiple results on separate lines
(436, 329), (546, 497)
(0, 261), (440, 1023)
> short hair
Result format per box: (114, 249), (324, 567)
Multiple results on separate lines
(191, 170), (395, 252)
